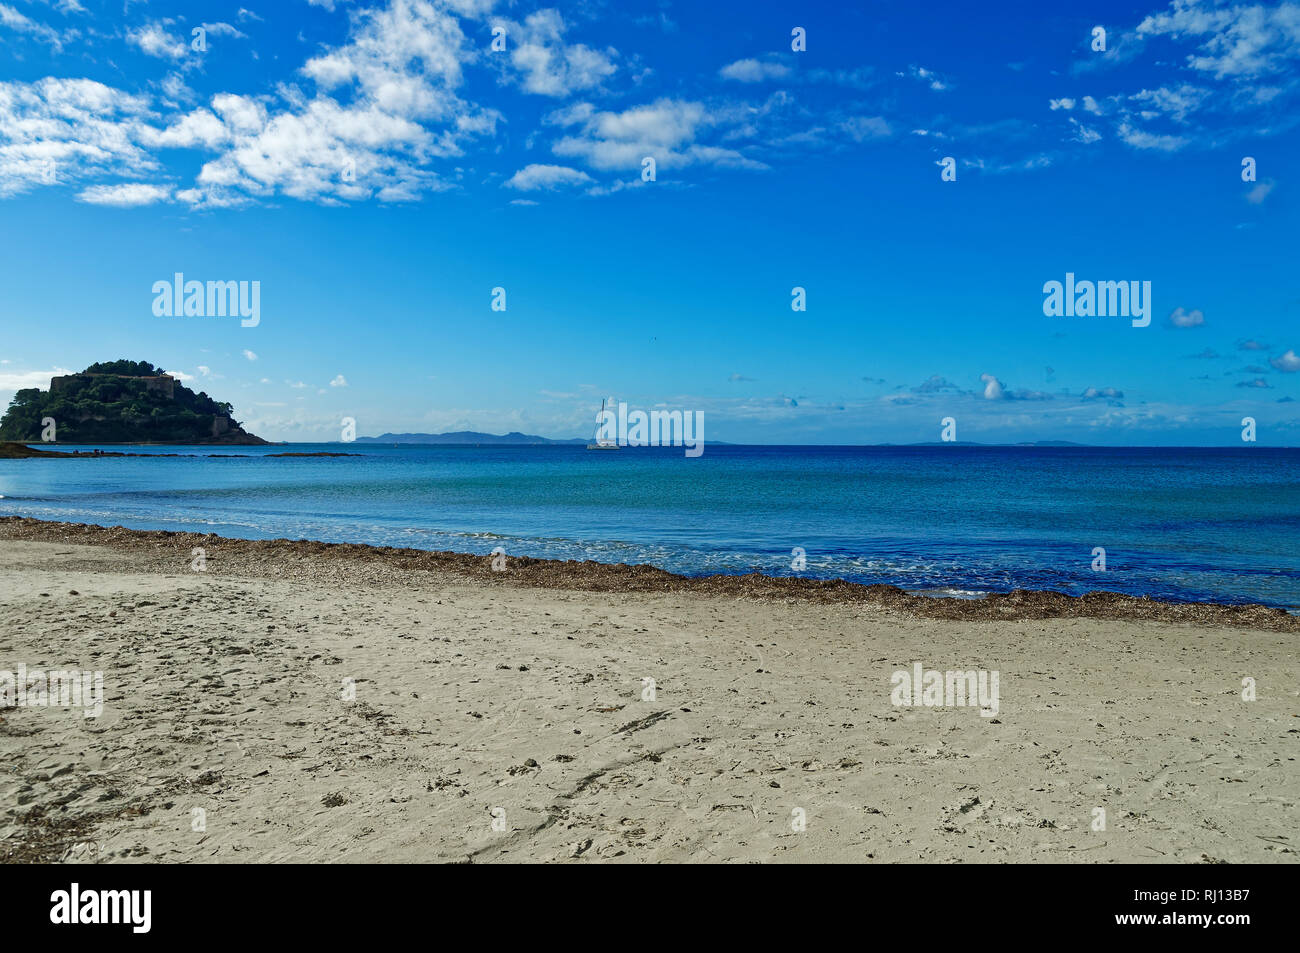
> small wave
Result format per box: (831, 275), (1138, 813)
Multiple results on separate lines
(908, 588), (989, 600)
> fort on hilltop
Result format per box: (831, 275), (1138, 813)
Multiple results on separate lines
(50, 372), (176, 400)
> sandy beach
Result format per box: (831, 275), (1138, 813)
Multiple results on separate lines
(1, 518), (1296, 864)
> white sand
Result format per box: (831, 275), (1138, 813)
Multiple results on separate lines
(1, 539), (1296, 863)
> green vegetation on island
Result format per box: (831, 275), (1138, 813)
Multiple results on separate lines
(0, 359), (267, 445)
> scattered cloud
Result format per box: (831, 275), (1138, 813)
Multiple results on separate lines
(0, 78), (157, 199)
(1082, 386), (1124, 399)
(719, 58), (791, 83)
(548, 98), (768, 173)
(1245, 181), (1274, 203)
(912, 374), (962, 394)
(1269, 348), (1300, 372)
(899, 64), (949, 91)
(0, 3), (66, 51)
(76, 183), (172, 207)
(1168, 307), (1206, 328)
(504, 163), (593, 191)
(1117, 122), (1188, 151)
(1137, 0), (1300, 79)
(838, 115), (892, 141)
(127, 21), (189, 61)
(493, 10), (617, 98)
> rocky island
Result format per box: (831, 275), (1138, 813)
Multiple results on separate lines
(0, 359), (268, 445)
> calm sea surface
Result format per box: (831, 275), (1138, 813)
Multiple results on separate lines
(1, 444), (1297, 610)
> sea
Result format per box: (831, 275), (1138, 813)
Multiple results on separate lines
(1, 444), (1297, 611)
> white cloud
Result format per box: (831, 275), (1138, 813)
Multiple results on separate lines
(838, 115), (892, 141)
(902, 65), (949, 91)
(0, 78), (158, 199)
(242, 349), (258, 361)
(504, 163), (592, 190)
(1129, 84), (1209, 122)
(1049, 97), (1076, 110)
(1270, 348), (1300, 372)
(1169, 307), (1206, 327)
(719, 58), (791, 83)
(1081, 386), (1125, 400)
(329, 374), (348, 387)
(1245, 181), (1274, 203)
(549, 98), (767, 173)
(0, 366), (72, 391)
(1069, 118), (1102, 143)
(1137, 0), (1300, 79)
(146, 107), (233, 150)
(493, 9), (617, 97)
(127, 21), (189, 61)
(76, 183), (172, 206)
(201, 22), (247, 40)
(170, 0), (501, 205)
(1117, 122), (1188, 151)
(0, 3), (66, 50)
(980, 373), (1004, 400)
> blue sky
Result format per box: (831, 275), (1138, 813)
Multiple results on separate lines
(1, 0), (1297, 444)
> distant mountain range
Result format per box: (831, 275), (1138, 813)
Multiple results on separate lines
(355, 433), (1085, 448)
(356, 431), (587, 445)
(902, 440), (1089, 447)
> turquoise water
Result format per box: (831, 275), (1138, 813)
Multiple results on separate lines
(1, 444), (1297, 610)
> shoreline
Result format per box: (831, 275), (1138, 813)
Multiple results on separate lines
(2, 516), (1295, 632)
(0, 443), (353, 459)
(2, 529), (1296, 863)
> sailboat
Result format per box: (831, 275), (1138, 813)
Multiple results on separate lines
(586, 397), (621, 450)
